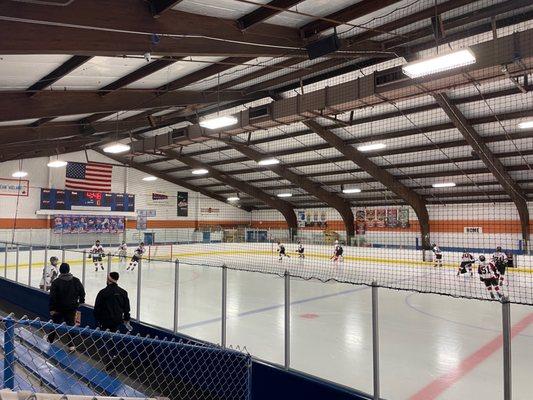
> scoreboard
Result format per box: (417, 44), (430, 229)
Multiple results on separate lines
(40, 188), (135, 212)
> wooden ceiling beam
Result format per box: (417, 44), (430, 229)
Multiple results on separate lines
(237, 0), (306, 30)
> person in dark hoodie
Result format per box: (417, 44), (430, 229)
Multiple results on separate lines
(48, 263), (85, 351)
(94, 272), (131, 332)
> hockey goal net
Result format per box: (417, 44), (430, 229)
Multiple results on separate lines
(147, 244), (174, 262)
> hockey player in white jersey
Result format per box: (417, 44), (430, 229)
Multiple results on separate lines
(127, 242), (145, 271)
(90, 240), (105, 271)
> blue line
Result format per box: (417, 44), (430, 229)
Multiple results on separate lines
(178, 284), (372, 330)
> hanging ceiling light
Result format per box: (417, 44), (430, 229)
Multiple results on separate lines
(402, 49), (476, 78)
(191, 168), (209, 175)
(227, 196), (240, 202)
(258, 158), (280, 166)
(47, 159), (68, 168)
(277, 193), (292, 198)
(432, 182), (456, 188)
(12, 171), (28, 178)
(142, 176), (158, 181)
(357, 143), (386, 152)
(199, 116), (238, 130)
(103, 143), (131, 154)
(518, 120), (533, 129)
(342, 188), (362, 194)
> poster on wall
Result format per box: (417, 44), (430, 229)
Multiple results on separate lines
(177, 191), (189, 217)
(376, 209), (386, 228)
(365, 209), (376, 228)
(298, 210), (327, 228)
(53, 215), (125, 234)
(297, 211), (306, 227)
(0, 178), (29, 196)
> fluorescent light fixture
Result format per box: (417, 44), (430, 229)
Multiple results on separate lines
(227, 196), (240, 202)
(342, 188), (362, 194)
(191, 168), (209, 175)
(199, 116), (238, 130)
(277, 193), (292, 198)
(432, 182), (456, 188)
(103, 143), (130, 154)
(518, 120), (533, 129)
(357, 143), (386, 152)
(142, 176), (158, 181)
(47, 160), (67, 168)
(402, 49), (476, 78)
(12, 171), (28, 178)
(258, 158), (280, 166)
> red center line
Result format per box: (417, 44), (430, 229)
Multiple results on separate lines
(409, 312), (533, 400)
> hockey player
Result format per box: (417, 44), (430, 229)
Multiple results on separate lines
(296, 241), (305, 259)
(477, 255), (503, 300)
(457, 250), (474, 276)
(331, 241), (344, 262)
(90, 240), (105, 271)
(506, 252), (514, 269)
(492, 246), (508, 286)
(432, 243), (442, 268)
(277, 242), (290, 261)
(127, 242), (145, 271)
(39, 256), (59, 291)
(117, 242), (128, 264)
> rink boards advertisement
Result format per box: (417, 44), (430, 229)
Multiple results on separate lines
(52, 215), (125, 234)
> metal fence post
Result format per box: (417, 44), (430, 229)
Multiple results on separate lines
(502, 297), (512, 400)
(61, 249), (65, 263)
(44, 246), (48, 276)
(3, 317), (15, 389)
(4, 242), (7, 278)
(136, 258), (142, 321)
(284, 270), (291, 370)
(173, 259), (180, 333)
(28, 246), (33, 286)
(221, 264), (228, 348)
(107, 252), (112, 274)
(15, 245), (19, 282)
(82, 250), (86, 286)
(372, 282), (380, 400)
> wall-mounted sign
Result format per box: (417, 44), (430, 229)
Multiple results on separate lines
(147, 191), (172, 206)
(201, 207), (220, 215)
(0, 178), (29, 197)
(464, 226), (483, 234)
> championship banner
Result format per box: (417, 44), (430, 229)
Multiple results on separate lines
(0, 178), (29, 196)
(177, 191), (189, 217)
(298, 210), (327, 228)
(386, 208), (399, 228)
(398, 208), (410, 228)
(53, 215), (125, 234)
(355, 210), (366, 235)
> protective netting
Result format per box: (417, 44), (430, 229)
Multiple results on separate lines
(0, 317), (251, 400)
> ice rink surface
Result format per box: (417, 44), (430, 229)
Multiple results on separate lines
(5, 243), (533, 400)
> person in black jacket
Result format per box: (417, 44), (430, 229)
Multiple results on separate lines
(48, 263), (85, 351)
(94, 272), (131, 332)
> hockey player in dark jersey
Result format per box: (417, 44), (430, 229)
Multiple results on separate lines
(477, 255), (503, 300)
(492, 246), (508, 286)
(277, 242), (290, 261)
(457, 251), (474, 276)
(331, 241), (344, 262)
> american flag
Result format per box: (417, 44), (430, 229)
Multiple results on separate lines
(65, 162), (113, 192)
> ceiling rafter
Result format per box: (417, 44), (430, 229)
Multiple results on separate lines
(148, 0), (184, 18)
(237, 0), (306, 30)
(433, 92), (531, 246)
(223, 137), (356, 238)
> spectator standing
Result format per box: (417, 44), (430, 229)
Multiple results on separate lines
(48, 263), (85, 351)
(40, 256), (59, 291)
(94, 272), (131, 332)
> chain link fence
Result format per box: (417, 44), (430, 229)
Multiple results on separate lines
(0, 317), (252, 400)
